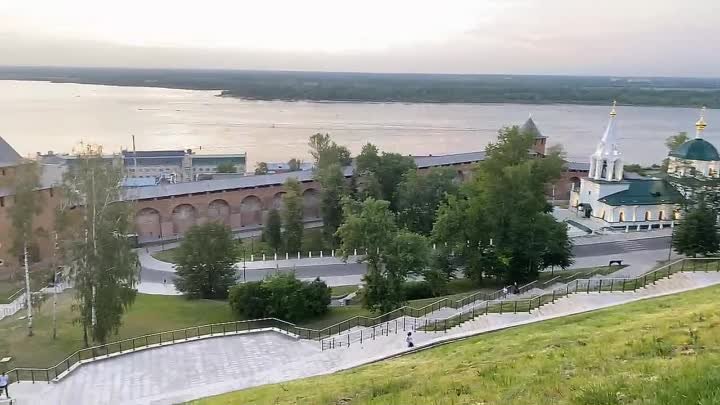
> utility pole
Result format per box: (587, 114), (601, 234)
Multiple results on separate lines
(23, 242), (33, 337)
(91, 168), (97, 329)
(52, 232), (59, 340)
(132, 135), (138, 177)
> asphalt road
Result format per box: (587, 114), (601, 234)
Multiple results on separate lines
(141, 263), (367, 285)
(141, 236), (672, 285)
(572, 236), (671, 257)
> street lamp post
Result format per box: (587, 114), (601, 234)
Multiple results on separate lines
(668, 226), (675, 261)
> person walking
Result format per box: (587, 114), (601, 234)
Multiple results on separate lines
(406, 332), (414, 348)
(0, 371), (9, 399)
(513, 282), (519, 295)
(502, 286), (508, 298)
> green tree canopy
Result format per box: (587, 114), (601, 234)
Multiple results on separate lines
(3, 160), (43, 336)
(432, 126), (571, 283)
(174, 222), (238, 299)
(355, 143), (416, 209)
(282, 178), (304, 252)
(317, 163), (347, 245)
(662, 132), (690, 172)
(308, 133), (351, 169)
(59, 144), (138, 345)
(254, 162), (269, 175)
(337, 198), (430, 312)
(666, 132), (689, 151)
(395, 167), (458, 235)
(288, 158), (302, 171)
(216, 162), (237, 173)
(228, 273), (330, 322)
(673, 199), (719, 257)
(264, 208), (283, 252)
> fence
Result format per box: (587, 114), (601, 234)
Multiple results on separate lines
(0, 290), (26, 320)
(319, 257), (720, 349)
(8, 257), (719, 383)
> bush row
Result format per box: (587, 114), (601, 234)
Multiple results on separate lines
(228, 273), (331, 322)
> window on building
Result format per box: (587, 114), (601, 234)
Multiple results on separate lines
(1, 169), (5, 176)
(0, 196), (4, 207)
(658, 211), (664, 221)
(49, 188), (54, 198)
(645, 211), (651, 221)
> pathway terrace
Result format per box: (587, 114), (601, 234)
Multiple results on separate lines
(7, 258), (719, 405)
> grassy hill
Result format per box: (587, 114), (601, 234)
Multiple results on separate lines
(190, 284), (720, 405)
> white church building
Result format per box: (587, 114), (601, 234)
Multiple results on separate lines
(571, 103), (717, 230)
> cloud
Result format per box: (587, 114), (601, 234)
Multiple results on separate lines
(0, 0), (718, 76)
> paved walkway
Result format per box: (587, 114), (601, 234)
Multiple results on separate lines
(10, 269), (720, 405)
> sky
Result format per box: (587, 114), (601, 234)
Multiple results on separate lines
(1, 0), (719, 76)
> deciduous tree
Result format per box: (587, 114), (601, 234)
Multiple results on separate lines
(216, 162), (237, 173)
(432, 127), (571, 284)
(308, 133), (351, 169)
(396, 167), (458, 235)
(287, 158), (302, 171)
(673, 199), (719, 257)
(4, 160), (43, 336)
(317, 163), (346, 245)
(254, 162), (269, 175)
(59, 144), (138, 345)
(174, 222), (238, 299)
(264, 208), (283, 252)
(282, 178), (304, 253)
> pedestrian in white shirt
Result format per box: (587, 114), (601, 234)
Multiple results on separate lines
(0, 371), (9, 399)
(406, 332), (414, 348)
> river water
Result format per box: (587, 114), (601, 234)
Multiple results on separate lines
(1, 80), (717, 166)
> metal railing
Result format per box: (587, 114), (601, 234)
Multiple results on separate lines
(320, 257), (720, 349)
(9, 257), (718, 382)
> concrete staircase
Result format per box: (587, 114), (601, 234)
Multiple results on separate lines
(324, 271), (720, 351)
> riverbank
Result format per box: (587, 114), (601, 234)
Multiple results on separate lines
(2, 67), (720, 108)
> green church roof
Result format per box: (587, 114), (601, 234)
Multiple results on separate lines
(599, 179), (683, 206)
(669, 138), (720, 161)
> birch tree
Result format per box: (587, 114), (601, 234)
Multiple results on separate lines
(59, 144), (138, 346)
(5, 160), (43, 337)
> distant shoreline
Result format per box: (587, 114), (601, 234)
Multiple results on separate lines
(1, 67), (719, 108)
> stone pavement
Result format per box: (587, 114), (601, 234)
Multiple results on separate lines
(10, 269), (720, 405)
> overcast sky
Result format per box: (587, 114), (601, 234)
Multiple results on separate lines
(1, 0), (718, 76)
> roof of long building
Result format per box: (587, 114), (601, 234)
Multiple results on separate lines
(123, 151), (587, 201)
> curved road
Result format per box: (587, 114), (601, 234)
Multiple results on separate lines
(141, 236), (672, 285)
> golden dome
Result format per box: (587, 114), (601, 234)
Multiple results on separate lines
(696, 106), (708, 135)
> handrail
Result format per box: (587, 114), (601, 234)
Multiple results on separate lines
(319, 257), (720, 348)
(6, 288), (25, 302)
(9, 257), (718, 383)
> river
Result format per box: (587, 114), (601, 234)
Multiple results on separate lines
(1, 80), (717, 166)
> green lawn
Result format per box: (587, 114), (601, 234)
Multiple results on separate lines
(190, 284), (720, 405)
(0, 292), (236, 368)
(330, 285), (361, 298)
(0, 291), (371, 369)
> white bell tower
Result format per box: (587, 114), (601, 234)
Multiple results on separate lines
(588, 101), (623, 181)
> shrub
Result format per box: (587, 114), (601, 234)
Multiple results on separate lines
(229, 281), (268, 319)
(228, 273), (331, 322)
(404, 280), (434, 300)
